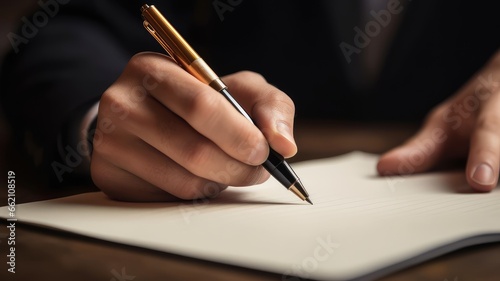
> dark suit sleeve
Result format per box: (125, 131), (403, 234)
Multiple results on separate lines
(0, 14), (130, 185)
(0, 0), (195, 186)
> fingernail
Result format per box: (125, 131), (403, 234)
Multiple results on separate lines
(276, 121), (295, 144)
(471, 163), (496, 185)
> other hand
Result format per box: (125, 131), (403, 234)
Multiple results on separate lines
(378, 50), (500, 192)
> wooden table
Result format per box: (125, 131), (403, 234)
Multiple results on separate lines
(1, 120), (500, 281)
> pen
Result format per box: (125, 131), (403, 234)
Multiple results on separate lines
(140, 4), (312, 205)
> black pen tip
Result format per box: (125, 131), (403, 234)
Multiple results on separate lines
(289, 180), (312, 205)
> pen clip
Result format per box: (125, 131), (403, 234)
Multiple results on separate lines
(141, 5), (227, 92)
(143, 20), (178, 65)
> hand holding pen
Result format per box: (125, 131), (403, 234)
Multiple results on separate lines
(90, 9), (302, 202)
(140, 4), (311, 203)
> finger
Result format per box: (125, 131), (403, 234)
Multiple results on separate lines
(91, 154), (179, 202)
(125, 53), (269, 166)
(97, 141), (228, 200)
(93, 112), (269, 194)
(377, 108), (449, 175)
(466, 94), (500, 192)
(92, 127), (231, 200)
(223, 71), (297, 158)
(105, 93), (269, 186)
(378, 67), (483, 176)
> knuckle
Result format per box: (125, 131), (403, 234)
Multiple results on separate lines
(425, 104), (448, 124)
(271, 90), (295, 113)
(127, 52), (173, 84)
(127, 53), (153, 74)
(476, 113), (500, 133)
(234, 70), (267, 83)
(185, 88), (221, 122)
(99, 89), (147, 133)
(252, 88), (295, 120)
(181, 139), (214, 170)
(99, 89), (130, 118)
(280, 92), (295, 108)
(472, 146), (498, 160)
(99, 89), (117, 109)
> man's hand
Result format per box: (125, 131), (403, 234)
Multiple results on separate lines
(378, 50), (500, 192)
(90, 52), (297, 201)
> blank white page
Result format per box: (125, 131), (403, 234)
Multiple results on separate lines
(2, 152), (500, 280)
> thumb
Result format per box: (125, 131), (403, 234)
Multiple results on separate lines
(253, 101), (297, 159)
(377, 118), (449, 176)
(223, 71), (297, 158)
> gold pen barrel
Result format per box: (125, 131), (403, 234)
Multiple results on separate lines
(141, 4), (226, 91)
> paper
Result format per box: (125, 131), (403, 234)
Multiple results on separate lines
(2, 152), (500, 280)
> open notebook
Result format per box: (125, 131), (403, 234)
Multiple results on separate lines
(2, 152), (500, 280)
